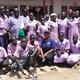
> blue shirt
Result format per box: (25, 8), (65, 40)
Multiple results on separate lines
(41, 38), (56, 53)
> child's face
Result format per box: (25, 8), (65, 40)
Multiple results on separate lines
(44, 33), (50, 39)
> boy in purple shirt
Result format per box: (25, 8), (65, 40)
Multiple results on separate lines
(0, 46), (9, 70)
(54, 32), (70, 64)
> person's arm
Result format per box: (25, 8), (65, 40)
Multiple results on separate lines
(36, 32), (45, 39)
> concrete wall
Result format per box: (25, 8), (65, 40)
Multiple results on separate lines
(0, 0), (51, 6)
(0, 0), (80, 14)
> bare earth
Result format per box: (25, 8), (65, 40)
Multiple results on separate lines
(1, 67), (80, 80)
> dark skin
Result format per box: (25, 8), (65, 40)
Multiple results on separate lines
(36, 18), (45, 39)
(8, 37), (17, 61)
(44, 15), (49, 21)
(41, 32), (55, 61)
(5, 9), (10, 18)
(71, 12), (76, 19)
(57, 32), (69, 57)
(14, 9), (19, 19)
(29, 13), (34, 21)
(75, 11), (79, 18)
(23, 8), (28, 17)
(21, 38), (28, 50)
(73, 34), (78, 45)
(50, 15), (56, 22)
(13, 38), (28, 75)
(61, 12), (66, 20)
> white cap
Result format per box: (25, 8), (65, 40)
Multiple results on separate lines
(50, 13), (57, 16)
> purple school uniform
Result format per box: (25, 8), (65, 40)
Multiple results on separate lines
(67, 40), (80, 64)
(13, 44), (30, 58)
(54, 38), (70, 63)
(49, 21), (58, 41)
(26, 19), (38, 39)
(9, 16), (24, 38)
(0, 47), (7, 63)
(37, 23), (48, 41)
(7, 43), (19, 56)
(68, 18), (79, 43)
(58, 18), (68, 38)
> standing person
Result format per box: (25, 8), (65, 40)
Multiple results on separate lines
(25, 13), (39, 39)
(49, 13), (58, 41)
(0, 8), (9, 49)
(67, 34), (80, 65)
(44, 14), (50, 27)
(36, 18), (48, 42)
(67, 9), (73, 19)
(68, 11), (79, 43)
(54, 32), (70, 64)
(9, 8), (24, 39)
(58, 12), (68, 38)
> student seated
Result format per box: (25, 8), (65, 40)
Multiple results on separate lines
(27, 34), (41, 68)
(40, 30), (56, 66)
(10, 37), (30, 75)
(54, 32), (70, 64)
(67, 34), (80, 65)
(7, 36), (19, 63)
(0, 46), (8, 71)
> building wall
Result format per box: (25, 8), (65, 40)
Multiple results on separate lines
(0, 0), (80, 14)
(0, 0), (51, 6)
(54, 0), (80, 14)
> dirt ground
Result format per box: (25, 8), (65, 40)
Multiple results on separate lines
(0, 67), (80, 80)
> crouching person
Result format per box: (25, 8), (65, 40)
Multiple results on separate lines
(67, 34), (80, 65)
(54, 32), (70, 65)
(7, 36), (19, 65)
(10, 37), (30, 76)
(40, 30), (56, 66)
(0, 46), (9, 72)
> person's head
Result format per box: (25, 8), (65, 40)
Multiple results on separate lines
(68, 9), (73, 17)
(61, 12), (66, 19)
(44, 30), (50, 39)
(14, 8), (19, 18)
(30, 34), (36, 44)
(50, 13), (57, 22)
(23, 8), (28, 17)
(72, 11), (76, 19)
(44, 14), (49, 21)
(41, 17), (45, 25)
(58, 13), (61, 19)
(58, 32), (64, 42)
(21, 37), (28, 49)
(73, 34), (78, 44)
(5, 9), (10, 17)
(29, 12), (34, 21)
(11, 36), (17, 46)
(75, 10), (79, 18)
(0, 6), (5, 17)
